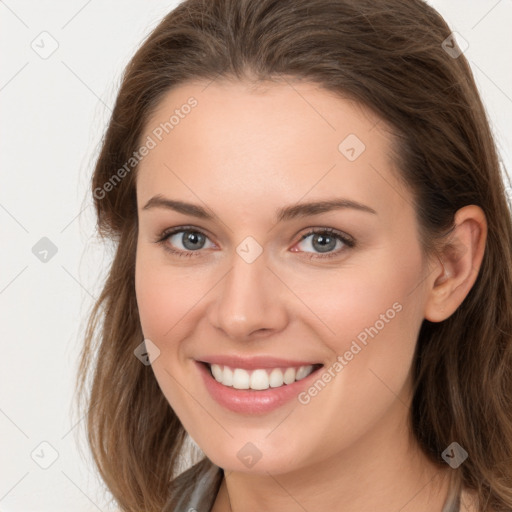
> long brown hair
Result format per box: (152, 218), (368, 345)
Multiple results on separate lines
(76, 0), (512, 510)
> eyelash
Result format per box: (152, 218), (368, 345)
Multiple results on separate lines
(154, 225), (356, 260)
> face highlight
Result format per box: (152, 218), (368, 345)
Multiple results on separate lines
(134, 79), (433, 475)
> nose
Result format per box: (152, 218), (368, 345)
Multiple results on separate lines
(208, 249), (289, 341)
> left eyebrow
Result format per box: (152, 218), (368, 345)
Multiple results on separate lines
(142, 195), (377, 222)
(276, 198), (377, 222)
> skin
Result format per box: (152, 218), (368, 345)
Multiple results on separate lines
(134, 79), (486, 512)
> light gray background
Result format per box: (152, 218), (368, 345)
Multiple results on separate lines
(1, 1), (511, 510)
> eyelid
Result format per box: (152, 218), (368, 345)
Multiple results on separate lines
(154, 224), (212, 243)
(297, 226), (355, 246)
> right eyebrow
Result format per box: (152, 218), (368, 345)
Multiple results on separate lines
(143, 195), (213, 219)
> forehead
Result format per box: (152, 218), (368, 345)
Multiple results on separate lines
(136, 79), (409, 221)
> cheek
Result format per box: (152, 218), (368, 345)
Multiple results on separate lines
(134, 252), (199, 408)
(135, 247), (202, 343)
(291, 243), (426, 407)
(289, 254), (423, 351)
(135, 262), (171, 340)
(283, 253), (425, 450)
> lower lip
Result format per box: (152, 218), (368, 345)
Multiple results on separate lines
(196, 361), (323, 415)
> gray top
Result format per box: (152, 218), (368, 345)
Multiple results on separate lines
(165, 460), (223, 512)
(167, 460), (462, 512)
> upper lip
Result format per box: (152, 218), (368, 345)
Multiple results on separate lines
(196, 355), (323, 370)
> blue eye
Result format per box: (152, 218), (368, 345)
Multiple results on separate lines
(156, 227), (215, 257)
(294, 228), (355, 259)
(154, 226), (355, 259)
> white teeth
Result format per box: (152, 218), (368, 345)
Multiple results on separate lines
(232, 368), (250, 389)
(211, 364), (223, 382)
(296, 365), (313, 380)
(223, 366), (234, 386)
(250, 369), (269, 390)
(283, 367), (296, 384)
(269, 368), (284, 388)
(209, 363), (316, 390)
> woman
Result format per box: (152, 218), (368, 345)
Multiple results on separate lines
(76, 0), (512, 511)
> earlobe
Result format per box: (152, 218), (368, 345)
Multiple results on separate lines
(424, 205), (487, 323)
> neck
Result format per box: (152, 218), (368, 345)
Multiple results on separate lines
(212, 384), (453, 512)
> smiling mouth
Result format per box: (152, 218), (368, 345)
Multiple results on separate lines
(202, 362), (324, 391)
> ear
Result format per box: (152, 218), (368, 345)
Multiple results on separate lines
(424, 205), (487, 322)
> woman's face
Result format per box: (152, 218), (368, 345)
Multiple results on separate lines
(135, 79), (433, 474)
